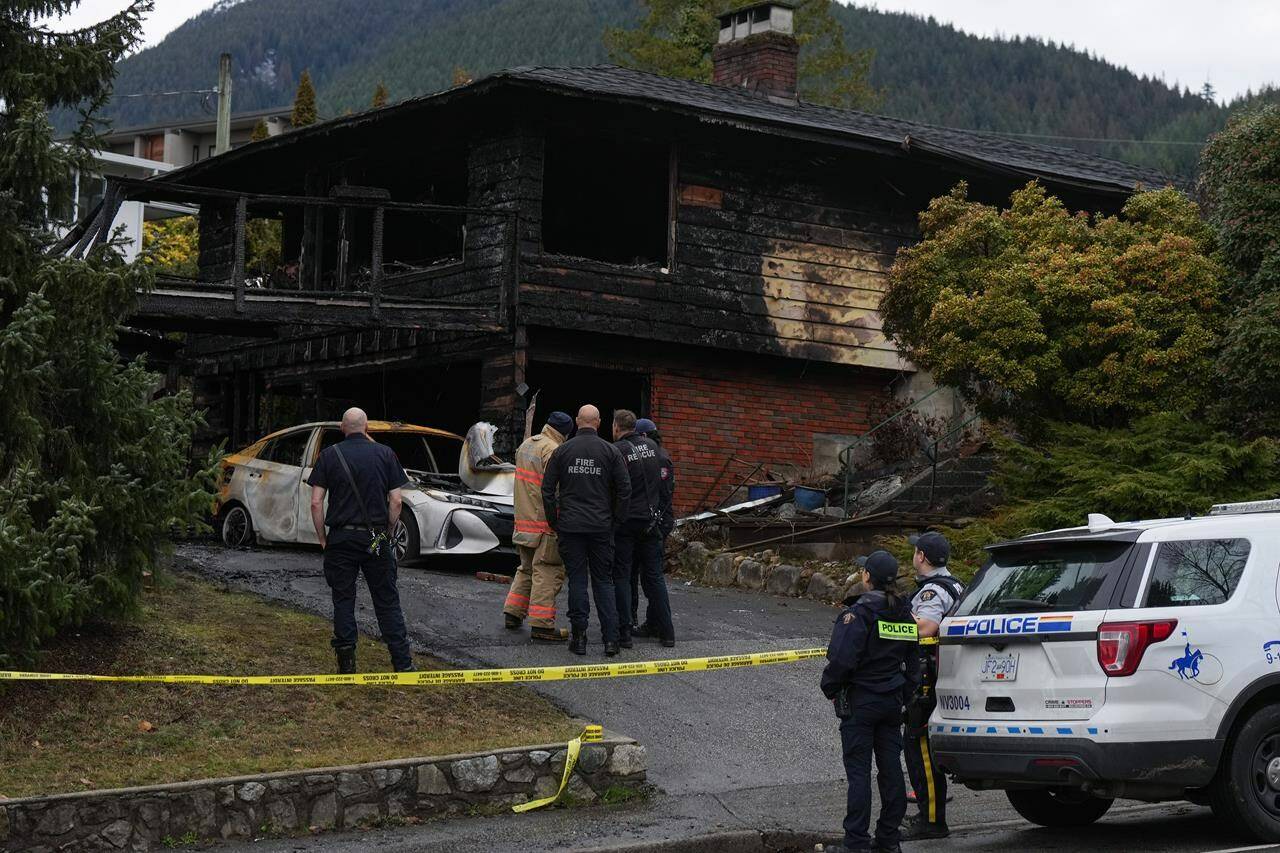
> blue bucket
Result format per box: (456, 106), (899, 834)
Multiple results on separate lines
(747, 484), (782, 501)
(794, 485), (826, 511)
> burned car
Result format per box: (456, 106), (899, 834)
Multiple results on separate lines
(215, 421), (515, 562)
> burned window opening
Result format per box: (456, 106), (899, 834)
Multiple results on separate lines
(524, 361), (650, 435)
(541, 130), (670, 267)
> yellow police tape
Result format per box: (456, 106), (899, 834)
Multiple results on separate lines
(511, 724), (603, 813)
(0, 639), (939, 688)
(0, 647), (839, 687)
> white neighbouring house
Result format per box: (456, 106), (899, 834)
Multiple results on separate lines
(61, 107), (292, 261)
(61, 149), (186, 262)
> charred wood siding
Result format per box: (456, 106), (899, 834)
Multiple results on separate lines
(519, 140), (916, 372)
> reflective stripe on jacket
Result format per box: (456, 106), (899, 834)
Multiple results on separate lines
(513, 424), (565, 547)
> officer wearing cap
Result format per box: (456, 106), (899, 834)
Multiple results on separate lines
(820, 550), (920, 853)
(901, 531), (964, 841)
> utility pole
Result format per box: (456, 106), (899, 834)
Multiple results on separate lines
(215, 53), (232, 155)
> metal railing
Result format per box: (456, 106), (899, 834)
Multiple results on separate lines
(839, 391), (985, 513)
(922, 412), (984, 508)
(838, 387), (942, 511)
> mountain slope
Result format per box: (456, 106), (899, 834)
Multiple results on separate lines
(99, 0), (1270, 176)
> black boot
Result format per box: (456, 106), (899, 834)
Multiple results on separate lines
(900, 815), (949, 840)
(504, 613), (522, 630)
(569, 631), (587, 656)
(604, 641), (620, 657)
(618, 627), (634, 649)
(335, 645), (356, 674)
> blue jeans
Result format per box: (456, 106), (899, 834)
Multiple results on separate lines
(839, 690), (907, 849)
(323, 530), (412, 670)
(559, 531), (618, 642)
(615, 520), (673, 640)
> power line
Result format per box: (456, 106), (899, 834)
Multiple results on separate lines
(115, 89), (217, 99)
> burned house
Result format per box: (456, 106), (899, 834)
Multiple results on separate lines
(105, 2), (1167, 513)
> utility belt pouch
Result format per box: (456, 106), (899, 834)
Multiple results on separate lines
(833, 686), (854, 719)
(905, 689), (935, 733)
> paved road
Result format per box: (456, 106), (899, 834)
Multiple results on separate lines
(175, 543), (1244, 852)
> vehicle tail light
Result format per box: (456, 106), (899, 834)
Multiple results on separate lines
(1097, 619), (1177, 677)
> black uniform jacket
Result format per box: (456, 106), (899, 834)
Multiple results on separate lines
(614, 433), (664, 523)
(655, 442), (675, 534)
(541, 427), (631, 534)
(821, 590), (921, 701)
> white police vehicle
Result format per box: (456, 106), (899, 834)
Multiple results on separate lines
(931, 499), (1280, 840)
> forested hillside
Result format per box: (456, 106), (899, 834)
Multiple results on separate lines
(97, 0), (1275, 177)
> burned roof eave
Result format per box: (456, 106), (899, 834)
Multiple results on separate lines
(157, 66), (1163, 199)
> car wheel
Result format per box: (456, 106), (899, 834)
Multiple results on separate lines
(1210, 704), (1280, 841)
(221, 504), (254, 548)
(392, 513), (421, 566)
(1006, 788), (1113, 827)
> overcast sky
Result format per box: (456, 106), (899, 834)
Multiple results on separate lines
(43, 0), (1280, 102)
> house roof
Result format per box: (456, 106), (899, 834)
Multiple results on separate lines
(502, 66), (1174, 193)
(159, 65), (1174, 196)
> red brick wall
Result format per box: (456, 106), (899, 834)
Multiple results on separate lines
(711, 32), (799, 98)
(651, 362), (885, 513)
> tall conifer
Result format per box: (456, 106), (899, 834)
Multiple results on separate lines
(0, 0), (212, 665)
(291, 69), (318, 127)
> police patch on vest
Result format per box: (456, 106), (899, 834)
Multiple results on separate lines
(842, 613), (854, 624)
(877, 620), (918, 641)
(918, 589), (937, 601)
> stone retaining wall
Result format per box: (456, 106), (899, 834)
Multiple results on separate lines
(676, 541), (857, 604)
(0, 735), (645, 852)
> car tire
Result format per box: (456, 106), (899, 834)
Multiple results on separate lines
(1006, 788), (1114, 827)
(393, 513), (421, 566)
(221, 504), (254, 548)
(1209, 704), (1280, 841)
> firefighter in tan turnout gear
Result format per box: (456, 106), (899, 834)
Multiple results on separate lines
(502, 411), (574, 642)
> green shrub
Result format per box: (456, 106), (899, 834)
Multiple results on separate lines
(881, 182), (1225, 426)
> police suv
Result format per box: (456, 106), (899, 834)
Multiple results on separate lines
(931, 499), (1280, 840)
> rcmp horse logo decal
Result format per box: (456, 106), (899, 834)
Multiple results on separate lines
(1170, 643), (1204, 680)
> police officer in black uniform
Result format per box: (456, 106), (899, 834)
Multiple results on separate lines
(631, 417), (674, 635)
(541, 404), (631, 657)
(820, 550), (920, 853)
(307, 407), (414, 674)
(612, 410), (676, 648)
(901, 531), (965, 841)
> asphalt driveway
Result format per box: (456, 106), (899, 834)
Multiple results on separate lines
(175, 543), (1233, 852)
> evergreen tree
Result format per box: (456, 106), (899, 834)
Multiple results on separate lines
(0, 0), (214, 666)
(1200, 105), (1280, 437)
(604, 0), (879, 109)
(372, 80), (389, 108)
(250, 117), (269, 141)
(291, 69), (318, 127)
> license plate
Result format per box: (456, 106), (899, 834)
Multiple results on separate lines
(980, 653), (1019, 682)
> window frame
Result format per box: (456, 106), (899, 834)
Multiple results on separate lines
(260, 429), (312, 467)
(1139, 537), (1252, 609)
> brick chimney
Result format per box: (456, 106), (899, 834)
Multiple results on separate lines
(712, 1), (799, 103)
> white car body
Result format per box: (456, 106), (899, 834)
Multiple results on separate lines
(216, 421), (516, 560)
(931, 500), (1280, 838)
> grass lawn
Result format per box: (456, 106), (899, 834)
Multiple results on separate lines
(0, 572), (578, 799)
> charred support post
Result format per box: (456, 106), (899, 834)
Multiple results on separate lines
(232, 196), (247, 313)
(370, 206), (384, 320)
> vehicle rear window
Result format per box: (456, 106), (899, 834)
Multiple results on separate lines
(954, 542), (1134, 617)
(1144, 538), (1250, 608)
